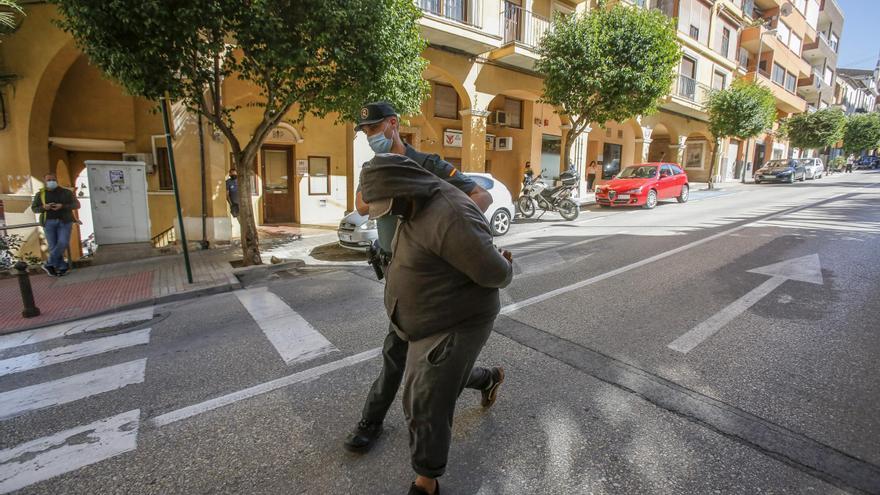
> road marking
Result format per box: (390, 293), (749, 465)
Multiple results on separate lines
(500, 195), (844, 315)
(0, 359), (147, 421)
(149, 347), (381, 428)
(0, 409), (140, 494)
(0, 307), (153, 353)
(668, 254), (824, 353)
(0, 329), (151, 378)
(235, 287), (337, 365)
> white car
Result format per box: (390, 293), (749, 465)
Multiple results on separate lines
(800, 158), (825, 179)
(337, 172), (515, 251)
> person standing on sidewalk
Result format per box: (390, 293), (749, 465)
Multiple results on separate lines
(586, 160), (598, 190)
(226, 168), (240, 217)
(344, 102), (499, 457)
(31, 174), (80, 276)
(359, 154), (512, 495)
(845, 155), (854, 173)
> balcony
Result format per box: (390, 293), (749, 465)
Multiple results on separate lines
(416, 0), (502, 55)
(802, 32), (838, 66)
(487, 2), (550, 71)
(662, 74), (712, 118)
(740, 24), (777, 54)
(744, 71), (807, 114)
(797, 69), (835, 104)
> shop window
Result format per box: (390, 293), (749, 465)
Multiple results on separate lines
(685, 142), (705, 169)
(155, 147), (173, 191)
(308, 156), (330, 195)
(433, 83), (459, 119)
(504, 97), (523, 128)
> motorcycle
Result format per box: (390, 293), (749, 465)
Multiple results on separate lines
(517, 169), (580, 221)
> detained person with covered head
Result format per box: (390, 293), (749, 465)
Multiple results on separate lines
(357, 153), (512, 495)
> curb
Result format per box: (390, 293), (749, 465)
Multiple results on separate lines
(3, 279), (243, 335)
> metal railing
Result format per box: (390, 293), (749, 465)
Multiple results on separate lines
(501, 1), (550, 49)
(418, 0), (482, 28)
(674, 74), (711, 106)
(151, 225), (176, 248)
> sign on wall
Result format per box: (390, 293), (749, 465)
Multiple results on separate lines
(296, 159), (309, 176)
(443, 129), (463, 148)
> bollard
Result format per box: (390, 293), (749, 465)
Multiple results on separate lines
(13, 261), (40, 318)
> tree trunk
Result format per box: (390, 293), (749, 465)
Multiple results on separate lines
(707, 138), (721, 190)
(234, 148), (262, 266)
(563, 127), (580, 174)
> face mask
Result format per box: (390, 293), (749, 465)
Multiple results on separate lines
(46, 181), (58, 190)
(367, 125), (393, 154)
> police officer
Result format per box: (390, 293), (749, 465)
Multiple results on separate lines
(344, 102), (501, 455)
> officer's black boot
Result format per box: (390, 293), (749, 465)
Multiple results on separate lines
(343, 419), (383, 453)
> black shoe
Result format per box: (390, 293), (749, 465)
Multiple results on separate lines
(343, 419), (382, 453)
(41, 265), (57, 277)
(56, 268), (68, 277)
(408, 480), (439, 495)
(481, 367), (505, 408)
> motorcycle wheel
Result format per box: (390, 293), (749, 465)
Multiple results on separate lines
(558, 199), (579, 220)
(517, 196), (536, 218)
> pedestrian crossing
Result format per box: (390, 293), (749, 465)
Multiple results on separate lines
(0, 307), (153, 494)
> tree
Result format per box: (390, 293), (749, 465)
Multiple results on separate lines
(52, 0), (428, 265)
(0, 0), (24, 37)
(535, 4), (680, 169)
(842, 112), (880, 155)
(706, 79), (776, 189)
(778, 107), (845, 156)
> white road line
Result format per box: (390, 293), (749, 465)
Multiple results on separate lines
(0, 359), (147, 421)
(149, 347), (381, 428)
(235, 287), (337, 365)
(0, 329), (151, 378)
(0, 307), (153, 353)
(0, 409), (140, 494)
(500, 194), (847, 315)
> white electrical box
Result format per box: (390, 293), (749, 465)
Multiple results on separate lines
(85, 160), (151, 245)
(496, 136), (514, 151)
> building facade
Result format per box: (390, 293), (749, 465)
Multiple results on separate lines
(797, 0), (843, 112)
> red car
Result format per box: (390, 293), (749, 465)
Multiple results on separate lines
(594, 163), (689, 209)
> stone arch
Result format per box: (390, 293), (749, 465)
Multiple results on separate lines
(265, 122), (304, 144)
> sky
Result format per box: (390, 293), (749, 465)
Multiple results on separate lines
(834, 0), (880, 70)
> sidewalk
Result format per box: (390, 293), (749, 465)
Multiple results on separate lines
(0, 225), (325, 334)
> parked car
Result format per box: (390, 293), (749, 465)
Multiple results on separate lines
(337, 172), (516, 250)
(754, 159), (807, 183)
(800, 158), (825, 179)
(855, 156), (879, 169)
(594, 163), (689, 209)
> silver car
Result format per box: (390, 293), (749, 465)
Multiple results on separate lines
(800, 158), (825, 179)
(337, 211), (377, 251)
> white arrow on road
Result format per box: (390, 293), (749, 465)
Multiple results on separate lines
(668, 254), (824, 354)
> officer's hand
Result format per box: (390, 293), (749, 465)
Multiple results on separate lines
(500, 249), (512, 264)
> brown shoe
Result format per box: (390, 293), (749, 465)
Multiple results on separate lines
(481, 367), (504, 408)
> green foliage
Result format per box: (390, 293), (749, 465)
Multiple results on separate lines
(829, 156), (845, 171)
(535, 4), (680, 158)
(706, 79), (776, 140)
(0, 233), (38, 269)
(778, 108), (845, 151)
(842, 112), (880, 153)
(51, 0), (428, 126)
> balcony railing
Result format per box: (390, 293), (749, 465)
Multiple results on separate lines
(418, 0), (482, 28)
(673, 74), (711, 106)
(501, 1), (550, 49)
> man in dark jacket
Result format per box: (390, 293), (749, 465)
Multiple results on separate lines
(31, 173), (80, 276)
(359, 153), (513, 495)
(226, 169), (240, 217)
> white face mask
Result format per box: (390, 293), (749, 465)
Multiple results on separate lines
(46, 181), (58, 190)
(367, 122), (394, 154)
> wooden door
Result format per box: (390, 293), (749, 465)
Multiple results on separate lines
(261, 145), (294, 223)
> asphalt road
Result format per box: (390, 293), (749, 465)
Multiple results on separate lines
(2, 171), (879, 494)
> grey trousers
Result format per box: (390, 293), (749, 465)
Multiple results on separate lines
(402, 320), (495, 478)
(361, 323), (492, 425)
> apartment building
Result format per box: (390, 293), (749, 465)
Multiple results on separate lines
(836, 67), (879, 114)
(798, 0), (844, 112)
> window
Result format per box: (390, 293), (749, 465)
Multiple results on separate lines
(308, 156), (330, 195)
(155, 147), (173, 190)
(661, 164), (673, 177)
(785, 72), (797, 93)
(829, 32), (839, 52)
(504, 97), (523, 128)
(772, 63), (786, 86)
(790, 33), (802, 56)
(653, 0), (675, 17)
(721, 27), (731, 58)
(685, 142), (705, 169)
(776, 21), (791, 46)
(465, 175), (495, 190)
(793, 0), (805, 14)
(680, 57), (696, 78)
(678, 0), (710, 45)
(601, 143), (622, 179)
(671, 165), (685, 175)
(433, 83), (459, 119)
(712, 71), (726, 90)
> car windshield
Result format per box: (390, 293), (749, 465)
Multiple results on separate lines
(766, 160), (794, 169)
(618, 166), (658, 178)
(465, 175), (494, 190)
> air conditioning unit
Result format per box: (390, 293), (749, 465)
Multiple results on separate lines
(490, 110), (509, 126)
(496, 136), (513, 151)
(122, 153), (155, 174)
